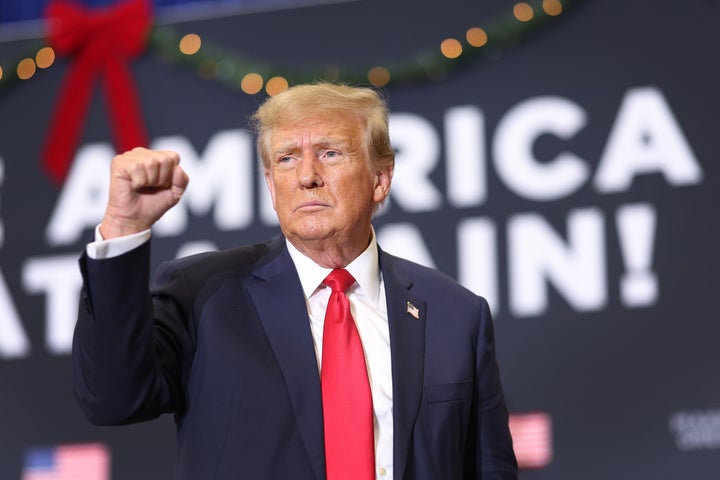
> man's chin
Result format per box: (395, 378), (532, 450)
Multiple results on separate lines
(284, 225), (335, 244)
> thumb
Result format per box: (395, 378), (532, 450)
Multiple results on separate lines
(171, 165), (189, 202)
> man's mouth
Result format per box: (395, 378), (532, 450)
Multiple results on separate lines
(296, 201), (329, 211)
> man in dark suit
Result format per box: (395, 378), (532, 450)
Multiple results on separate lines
(73, 83), (518, 479)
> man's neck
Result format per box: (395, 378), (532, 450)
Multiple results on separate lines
(287, 237), (370, 269)
(285, 224), (375, 269)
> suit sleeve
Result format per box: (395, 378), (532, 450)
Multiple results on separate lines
(72, 240), (193, 425)
(467, 297), (518, 479)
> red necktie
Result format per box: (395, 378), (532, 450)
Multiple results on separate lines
(321, 269), (375, 480)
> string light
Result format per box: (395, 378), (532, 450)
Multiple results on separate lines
(466, 27), (488, 47)
(17, 58), (36, 80)
(35, 47), (55, 69)
(367, 66), (390, 87)
(266, 76), (289, 96)
(513, 2), (534, 21)
(179, 33), (201, 55)
(0, 0), (576, 94)
(543, 0), (563, 15)
(240, 72), (263, 94)
(440, 38), (463, 59)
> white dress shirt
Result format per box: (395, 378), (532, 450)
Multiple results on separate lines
(86, 228), (395, 479)
(286, 233), (394, 480)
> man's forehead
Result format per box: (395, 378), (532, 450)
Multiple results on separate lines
(270, 116), (363, 148)
(273, 132), (350, 146)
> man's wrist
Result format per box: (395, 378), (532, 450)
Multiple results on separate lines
(87, 225), (151, 259)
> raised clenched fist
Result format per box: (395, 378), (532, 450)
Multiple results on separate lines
(99, 147), (189, 239)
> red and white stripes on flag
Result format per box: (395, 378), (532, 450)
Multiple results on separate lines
(508, 412), (553, 469)
(23, 443), (111, 480)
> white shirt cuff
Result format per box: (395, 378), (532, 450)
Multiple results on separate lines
(86, 225), (152, 259)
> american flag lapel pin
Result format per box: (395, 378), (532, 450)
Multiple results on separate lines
(406, 301), (420, 319)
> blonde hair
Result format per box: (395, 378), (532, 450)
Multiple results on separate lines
(251, 82), (395, 171)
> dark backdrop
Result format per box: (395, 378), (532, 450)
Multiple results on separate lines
(0, 0), (718, 478)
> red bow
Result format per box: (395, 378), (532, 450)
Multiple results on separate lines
(43, 0), (152, 184)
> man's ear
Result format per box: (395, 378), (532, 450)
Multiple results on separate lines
(373, 165), (393, 204)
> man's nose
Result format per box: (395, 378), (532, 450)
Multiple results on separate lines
(297, 155), (323, 188)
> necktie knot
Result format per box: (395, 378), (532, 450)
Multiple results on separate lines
(323, 268), (355, 294)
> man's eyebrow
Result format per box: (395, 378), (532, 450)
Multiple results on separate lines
(273, 137), (349, 154)
(272, 142), (300, 155)
(314, 137), (353, 150)
(312, 135), (347, 145)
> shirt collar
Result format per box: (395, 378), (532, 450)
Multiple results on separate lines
(285, 229), (381, 304)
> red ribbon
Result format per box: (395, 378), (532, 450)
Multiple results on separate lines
(43, 0), (152, 184)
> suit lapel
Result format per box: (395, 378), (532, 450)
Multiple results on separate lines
(246, 238), (326, 480)
(380, 250), (426, 480)
(245, 241), (427, 480)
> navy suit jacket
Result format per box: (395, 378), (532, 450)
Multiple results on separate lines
(73, 235), (517, 479)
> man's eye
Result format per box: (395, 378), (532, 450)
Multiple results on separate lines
(324, 151), (340, 158)
(278, 156), (292, 163)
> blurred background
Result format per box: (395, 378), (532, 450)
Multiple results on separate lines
(1, 0), (718, 478)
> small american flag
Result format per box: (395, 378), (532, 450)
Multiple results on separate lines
(508, 412), (553, 469)
(23, 443), (111, 480)
(406, 301), (420, 319)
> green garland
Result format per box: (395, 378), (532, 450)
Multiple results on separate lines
(0, 0), (580, 94)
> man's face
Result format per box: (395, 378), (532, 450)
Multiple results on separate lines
(264, 110), (392, 253)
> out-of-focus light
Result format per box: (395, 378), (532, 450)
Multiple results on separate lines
(543, 0), (563, 16)
(198, 59), (217, 79)
(35, 47), (55, 69)
(0, 65), (3, 81)
(17, 58), (36, 80)
(241, 73), (263, 94)
(513, 2), (534, 21)
(323, 66), (340, 82)
(216, 60), (235, 80)
(367, 66), (390, 87)
(440, 38), (463, 59)
(266, 76), (289, 96)
(466, 27), (488, 47)
(179, 33), (202, 55)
